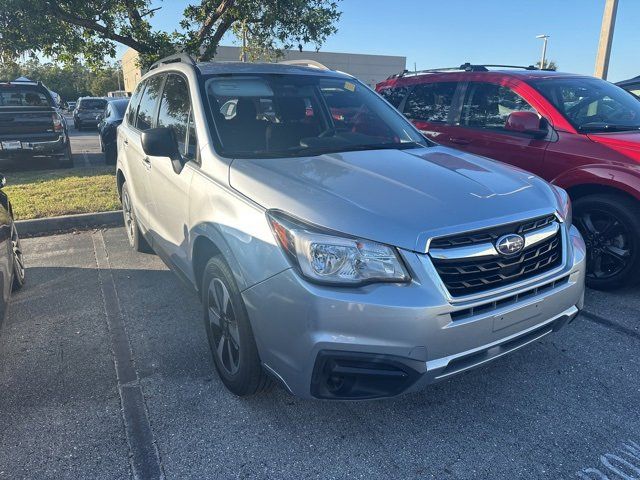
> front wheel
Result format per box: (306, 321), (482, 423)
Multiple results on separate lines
(121, 181), (152, 253)
(202, 256), (272, 396)
(573, 193), (640, 290)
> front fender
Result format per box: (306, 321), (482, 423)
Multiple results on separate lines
(552, 164), (640, 201)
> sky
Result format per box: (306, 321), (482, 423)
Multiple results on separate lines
(116, 0), (640, 82)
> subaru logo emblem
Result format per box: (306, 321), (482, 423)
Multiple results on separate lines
(496, 234), (525, 256)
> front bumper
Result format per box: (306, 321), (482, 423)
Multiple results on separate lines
(242, 225), (586, 400)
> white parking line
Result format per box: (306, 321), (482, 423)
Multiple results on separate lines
(578, 440), (640, 479)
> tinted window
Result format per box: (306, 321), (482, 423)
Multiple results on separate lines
(157, 74), (193, 157)
(462, 82), (534, 129)
(404, 82), (458, 123)
(378, 86), (409, 109)
(135, 75), (164, 130)
(531, 77), (640, 132)
(79, 99), (107, 110)
(127, 83), (145, 125)
(186, 110), (197, 160)
(0, 86), (52, 107)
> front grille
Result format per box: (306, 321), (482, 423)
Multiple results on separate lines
(430, 216), (563, 297)
(430, 214), (556, 249)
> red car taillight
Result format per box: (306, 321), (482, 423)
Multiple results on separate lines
(52, 113), (64, 132)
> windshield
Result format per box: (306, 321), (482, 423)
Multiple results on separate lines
(530, 77), (640, 132)
(205, 74), (428, 158)
(0, 86), (52, 107)
(79, 99), (107, 110)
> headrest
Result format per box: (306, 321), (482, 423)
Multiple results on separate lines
(278, 97), (306, 122)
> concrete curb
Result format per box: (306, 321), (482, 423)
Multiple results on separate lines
(16, 210), (124, 237)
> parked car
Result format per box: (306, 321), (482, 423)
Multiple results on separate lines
(98, 98), (129, 164)
(116, 54), (585, 400)
(0, 80), (73, 168)
(0, 173), (25, 324)
(617, 75), (640, 97)
(377, 64), (640, 290)
(73, 97), (108, 130)
(66, 101), (76, 112)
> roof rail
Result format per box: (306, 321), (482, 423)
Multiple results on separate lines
(461, 63), (541, 71)
(387, 63), (546, 80)
(278, 59), (330, 71)
(148, 52), (197, 72)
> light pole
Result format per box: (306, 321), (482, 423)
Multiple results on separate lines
(536, 34), (550, 69)
(594, 0), (619, 79)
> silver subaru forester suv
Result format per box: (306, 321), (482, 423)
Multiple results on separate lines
(116, 54), (585, 400)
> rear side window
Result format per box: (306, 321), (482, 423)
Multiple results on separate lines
(0, 86), (52, 107)
(404, 82), (458, 123)
(157, 74), (196, 159)
(378, 86), (409, 109)
(135, 75), (164, 131)
(462, 82), (534, 129)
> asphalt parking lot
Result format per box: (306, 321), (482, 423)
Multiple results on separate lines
(0, 228), (638, 479)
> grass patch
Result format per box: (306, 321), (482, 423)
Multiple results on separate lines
(3, 166), (120, 220)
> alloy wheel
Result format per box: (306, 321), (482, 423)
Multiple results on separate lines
(207, 277), (240, 375)
(122, 189), (135, 246)
(575, 209), (633, 280)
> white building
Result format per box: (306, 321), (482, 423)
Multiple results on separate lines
(121, 46), (405, 92)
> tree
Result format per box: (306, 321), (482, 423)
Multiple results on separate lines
(536, 60), (558, 71)
(0, 0), (342, 69)
(0, 58), (122, 101)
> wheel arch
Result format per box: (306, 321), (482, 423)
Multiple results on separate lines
(190, 227), (249, 300)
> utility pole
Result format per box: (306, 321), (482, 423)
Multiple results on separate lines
(594, 0), (619, 79)
(536, 34), (550, 69)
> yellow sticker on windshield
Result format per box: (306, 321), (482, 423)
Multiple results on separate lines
(344, 81), (356, 92)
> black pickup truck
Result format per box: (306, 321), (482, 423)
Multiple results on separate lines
(0, 80), (73, 168)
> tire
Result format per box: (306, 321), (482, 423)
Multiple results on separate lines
(57, 143), (73, 169)
(121, 181), (152, 253)
(202, 255), (272, 396)
(573, 193), (640, 290)
(10, 221), (24, 291)
(104, 142), (117, 165)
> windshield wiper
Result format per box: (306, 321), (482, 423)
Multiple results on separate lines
(577, 122), (640, 132)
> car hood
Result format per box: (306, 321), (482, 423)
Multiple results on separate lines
(229, 146), (559, 252)
(587, 131), (640, 159)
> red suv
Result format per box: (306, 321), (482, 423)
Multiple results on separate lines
(377, 64), (640, 289)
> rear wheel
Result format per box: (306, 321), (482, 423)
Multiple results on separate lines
(10, 221), (24, 291)
(121, 181), (152, 253)
(202, 255), (272, 396)
(104, 142), (117, 165)
(573, 193), (640, 290)
(57, 143), (73, 169)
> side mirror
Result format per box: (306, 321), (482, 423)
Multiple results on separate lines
(0, 175), (6, 189)
(141, 127), (184, 174)
(505, 111), (548, 139)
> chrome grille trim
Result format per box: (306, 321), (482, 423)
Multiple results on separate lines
(429, 216), (565, 297)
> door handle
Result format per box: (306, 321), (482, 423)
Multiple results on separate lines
(449, 137), (471, 145)
(142, 156), (151, 169)
(123, 138), (129, 147)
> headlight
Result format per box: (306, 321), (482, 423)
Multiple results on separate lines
(552, 185), (572, 226)
(267, 211), (410, 286)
